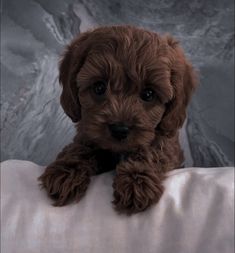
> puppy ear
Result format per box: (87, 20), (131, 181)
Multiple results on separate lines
(59, 32), (91, 122)
(157, 36), (197, 137)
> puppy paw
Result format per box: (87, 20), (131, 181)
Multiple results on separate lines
(112, 162), (164, 214)
(38, 165), (90, 206)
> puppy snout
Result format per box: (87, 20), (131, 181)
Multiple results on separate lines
(108, 123), (130, 140)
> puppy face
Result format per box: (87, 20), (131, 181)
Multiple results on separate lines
(59, 26), (196, 152)
(77, 49), (171, 152)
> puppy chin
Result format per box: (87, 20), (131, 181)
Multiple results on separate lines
(104, 141), (134, 153)
(91, 133), (154, 153)
(90, 137), (130, 152)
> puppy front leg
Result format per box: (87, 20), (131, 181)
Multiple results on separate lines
(38, 142), (96, 206)
(113, 157), (164, 214)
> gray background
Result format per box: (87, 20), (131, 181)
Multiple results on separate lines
(1, 0), (234, 167)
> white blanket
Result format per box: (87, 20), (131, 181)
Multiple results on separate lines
(1, 160), (234, 253)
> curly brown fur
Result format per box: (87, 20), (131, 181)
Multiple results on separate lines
(38, 25), (196, 214)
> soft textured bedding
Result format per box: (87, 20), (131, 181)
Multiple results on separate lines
(1, 160), (234, 253)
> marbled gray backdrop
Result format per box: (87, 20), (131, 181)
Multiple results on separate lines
(1, 0), (234, 166)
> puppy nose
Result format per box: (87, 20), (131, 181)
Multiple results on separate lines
(109, 123), (130, 140)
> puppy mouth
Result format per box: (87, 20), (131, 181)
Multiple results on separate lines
(98, 129), (154, 152)
(83, 121), (155, 152)
(102, 138), (132, 152)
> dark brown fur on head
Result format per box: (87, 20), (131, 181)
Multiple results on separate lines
(60, 25), (196, 151)
(39, 25), (196, 214)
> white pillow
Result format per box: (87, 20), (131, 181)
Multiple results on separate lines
(1, 160), (234, 253)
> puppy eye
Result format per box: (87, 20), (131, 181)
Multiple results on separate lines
(92, 81), (107, 95)
(140, 88), (155, 102)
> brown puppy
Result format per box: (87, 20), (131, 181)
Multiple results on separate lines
(39, 25), (196, 214)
